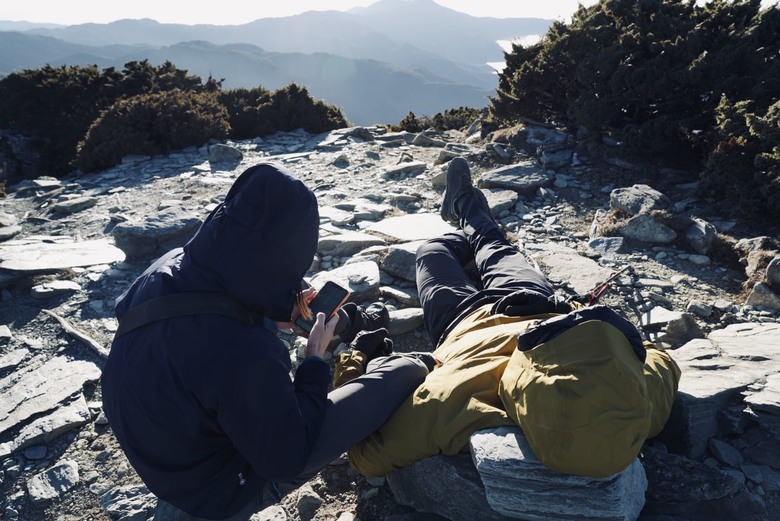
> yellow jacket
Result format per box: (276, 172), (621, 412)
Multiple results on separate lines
(346, 304), (681, 478)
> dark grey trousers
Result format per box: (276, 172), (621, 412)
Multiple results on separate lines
(416, 189), (555, 346)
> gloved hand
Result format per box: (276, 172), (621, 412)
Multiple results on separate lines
(491, 289), (572, 317)
(350, 328), (393, 361)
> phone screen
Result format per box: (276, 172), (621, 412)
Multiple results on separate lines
(294, 281), (350, 335)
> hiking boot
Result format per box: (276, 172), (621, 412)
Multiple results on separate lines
(440, 157), (492, 223)
(337, 301), (390, 344)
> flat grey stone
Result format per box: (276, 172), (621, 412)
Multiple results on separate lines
(51, 196), (98, 214)
(0, 212), (19, 227)
(708, 439), (744, 468)
(0, 356), (101, 437)
(100, 484), (155, 521)
(641, 306), (686, 327)
(381, 285), (420, 307)
(381, 161), (427, 179)
(0, 238), (125, 272)
(387, 453), (513, 521)
(27, 459), (79, 504)
(477, 161), (555, 196)
(208, 144), (243, 163)
(250, 505), (288, 521)
(745, 282), (780, 311)
(587, 236), (626, 256)
(483, 189), (518, 216)
(538, 147), (573, 169)
(317, 231), (386, 257)
(388, 308), (424, 336)
(528, 242), (614, 295)
(0, 394), (91, 457)
(641, 446), (765, 520)
(310, 261), (381, 304)
(412, 134), (446, 147)
(365, 214), (456, 242)
(766, 256), (780, 288)
(621, 214), (677, 243)
(0, 225), (22, 241)
(335, 198), (392, 221)
(741, 464), (780, 491)
(0, 348), (28, 372)
(111, 208), (202, 259)
(685, 217), (717, 255)
(381, 241), (425, 282)
(743, 372), (780, 432)
(30, 280), (82, 299)
(471, 427), (646, 521)
(610, 184), (672, 215)
(658, 323), (780, 458)
(319, 206), (355, 226)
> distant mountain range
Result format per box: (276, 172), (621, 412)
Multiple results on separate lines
(0, 0), (553, 125)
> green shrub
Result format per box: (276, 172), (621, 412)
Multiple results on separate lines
(0, 59), (350, 176)
(218, 86), (274, 139)
(219, 83), (349, 139)
(489, 0), (780, 218)
(391, 107), (484, 133)
(77, 89), (229, 173)
(701, 96), (780, 218)
(0, 60), (214, 176)
(394, 112), (423, 133)
(258, 83), (348, 134)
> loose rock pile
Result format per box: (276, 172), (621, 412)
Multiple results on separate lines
(0, 123), (779, 520)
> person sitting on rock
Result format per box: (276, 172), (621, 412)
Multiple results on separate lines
(344, 157), (682, 479)
(101, 162), (432, 521)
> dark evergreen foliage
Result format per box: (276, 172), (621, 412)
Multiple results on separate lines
(77, 90), (230, 173)
(0, 62), (347, 176)
(391, 107), (484, 133)
(489, 0), (780, 218)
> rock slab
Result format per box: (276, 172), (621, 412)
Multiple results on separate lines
(0, 238), (125, 271)
(470, 427), (647, 521)
(0, 357), (101, 437)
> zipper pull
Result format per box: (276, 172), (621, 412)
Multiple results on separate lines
(238, 472), (246, 486)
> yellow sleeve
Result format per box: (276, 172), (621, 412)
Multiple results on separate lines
(644, 344), (682, 438)
(332, 350), (369, 388)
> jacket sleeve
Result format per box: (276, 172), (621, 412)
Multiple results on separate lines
(643, 343), (682, 438)
(216, 344), (331, 481)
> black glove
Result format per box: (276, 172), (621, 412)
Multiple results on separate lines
(491, 289), (572, 317)
(350, 328), (394, 361)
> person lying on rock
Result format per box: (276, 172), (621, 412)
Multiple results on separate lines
(101, 163), (433, 521)
(343, 157), (682, 479)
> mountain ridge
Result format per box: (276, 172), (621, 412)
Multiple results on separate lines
(0, 0), (553, 125)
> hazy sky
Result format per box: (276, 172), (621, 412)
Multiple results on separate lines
(3, 0), (601, 25)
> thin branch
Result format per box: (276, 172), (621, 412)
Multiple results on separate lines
(42, 309), (110, 360)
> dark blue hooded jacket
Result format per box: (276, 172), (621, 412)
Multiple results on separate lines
(101, 163), (329, 518)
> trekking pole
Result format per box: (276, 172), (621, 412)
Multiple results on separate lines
(568, 265), (633, 306)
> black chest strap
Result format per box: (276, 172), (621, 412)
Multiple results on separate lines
(113, 292), (264, 339)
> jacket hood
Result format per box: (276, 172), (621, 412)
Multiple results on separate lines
(182, 163), (319, 322)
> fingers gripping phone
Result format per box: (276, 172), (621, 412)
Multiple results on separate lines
(294, 281), (350, 335)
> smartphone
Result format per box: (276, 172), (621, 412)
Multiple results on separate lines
(294, 281), (350, 335)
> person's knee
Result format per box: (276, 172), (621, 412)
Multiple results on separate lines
(415, 238), (441, 260)
(369, 354), (429, 387)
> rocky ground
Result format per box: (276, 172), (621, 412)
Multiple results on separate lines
(0, 123), (779, 521)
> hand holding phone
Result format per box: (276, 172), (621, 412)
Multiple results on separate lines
(294, 281), (350, 336)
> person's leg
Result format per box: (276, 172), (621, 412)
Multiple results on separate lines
(415, 231), (481, 345)
(279, 354), (429, 489)
(444, 158), (555, 298)
(459, 191), (554, 297)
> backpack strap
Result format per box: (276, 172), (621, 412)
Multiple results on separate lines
(114, 292), (264, 339)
